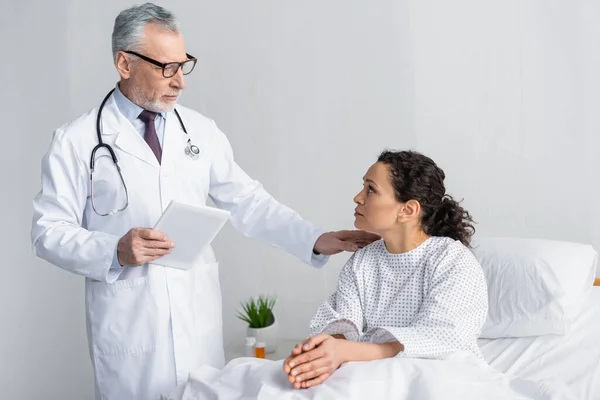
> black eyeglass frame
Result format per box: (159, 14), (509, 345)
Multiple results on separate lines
(124, 50), (197, 78)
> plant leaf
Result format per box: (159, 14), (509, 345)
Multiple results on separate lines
(235, 295), (277, 328)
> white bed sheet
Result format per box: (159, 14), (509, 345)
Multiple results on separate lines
(479, 287), (600, 400)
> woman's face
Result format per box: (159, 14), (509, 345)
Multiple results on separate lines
(353, 162), (404, 234)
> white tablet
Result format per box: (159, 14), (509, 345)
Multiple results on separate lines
(152, 200), (231, 269)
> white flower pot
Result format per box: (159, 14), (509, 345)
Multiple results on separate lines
(247, 318), (279, 354)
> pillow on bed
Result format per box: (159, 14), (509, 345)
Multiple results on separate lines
(471, 237), (597, 339)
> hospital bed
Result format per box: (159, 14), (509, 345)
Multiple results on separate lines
(163, 238), (600, 399)
(479, 282), (600, 400)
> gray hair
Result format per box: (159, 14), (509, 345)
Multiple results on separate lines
(111, 2), (180, 61)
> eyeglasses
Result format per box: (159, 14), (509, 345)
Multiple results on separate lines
(124, 50), (197, 78)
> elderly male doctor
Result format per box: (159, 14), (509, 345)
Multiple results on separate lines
(31, 3), (377, 400)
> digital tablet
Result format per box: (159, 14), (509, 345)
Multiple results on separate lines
(151, 200), (230, 269)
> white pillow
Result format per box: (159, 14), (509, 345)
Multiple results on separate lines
(471, 237), (597, 338)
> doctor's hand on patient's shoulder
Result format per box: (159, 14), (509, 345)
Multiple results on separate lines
(283, 333), (346, 389)
(117, 228), (175, 267)
(313, 230), (380, 256)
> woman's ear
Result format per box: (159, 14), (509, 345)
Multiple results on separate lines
(398, 200), (421, 222)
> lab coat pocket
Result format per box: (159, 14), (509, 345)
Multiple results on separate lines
(89, 276), (157, 356)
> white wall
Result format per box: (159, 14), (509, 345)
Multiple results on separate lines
(2, 0), (598, 398)
(413, 1), (592, 245)
(582, 0), (600, 257)
(1, 1), (95, 399)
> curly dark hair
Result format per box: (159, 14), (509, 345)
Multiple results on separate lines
(377, 150), (475, 247)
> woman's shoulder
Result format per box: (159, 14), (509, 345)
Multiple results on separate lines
(343, 239), (386, 271)
(356, 239), (387, 258)
(426, 236), (480, 271)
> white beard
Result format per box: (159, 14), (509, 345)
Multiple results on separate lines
(130, 82), (178, 113)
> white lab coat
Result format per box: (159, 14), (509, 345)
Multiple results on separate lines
(31, 93), (327, 400)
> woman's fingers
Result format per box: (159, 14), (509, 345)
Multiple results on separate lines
(283, 356), (293, 374)
(301, 334), (329, 352)
(289, 357), (328, 387)
(292, 343), (303, 355)
(294, 365), (331, 385)
(284, 342), (306, 374)
(288, 346), (325, 369)
(301, 372), (331, 389)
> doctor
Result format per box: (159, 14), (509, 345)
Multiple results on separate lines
(31, 3), (377, 400)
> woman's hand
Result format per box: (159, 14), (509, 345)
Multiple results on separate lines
(283, 333), (347, 389)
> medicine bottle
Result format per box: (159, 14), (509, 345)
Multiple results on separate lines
(255, 342), (266, 359)
(245, 337), (256, 357)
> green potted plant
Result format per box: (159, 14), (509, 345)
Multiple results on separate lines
(237, 295), (279, 354)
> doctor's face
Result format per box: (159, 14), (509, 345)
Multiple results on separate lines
(353, 162), (404, 234)
(117, 23), (188, 113)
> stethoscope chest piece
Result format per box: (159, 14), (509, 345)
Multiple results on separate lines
(185, 139), (200, 160)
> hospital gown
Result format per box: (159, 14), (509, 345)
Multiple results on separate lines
(310, 236), (488, 359)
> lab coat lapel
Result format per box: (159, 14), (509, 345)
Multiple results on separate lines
(161, 110), (188, 169)
(101, 96), (160, 168)
(156, 111), (188, 210)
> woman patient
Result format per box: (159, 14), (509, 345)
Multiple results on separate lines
(283, 150), (488, 389)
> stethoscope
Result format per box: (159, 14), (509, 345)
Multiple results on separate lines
(90, 88), (200, 216)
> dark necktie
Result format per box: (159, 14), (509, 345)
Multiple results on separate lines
(138, 110), (162, 164)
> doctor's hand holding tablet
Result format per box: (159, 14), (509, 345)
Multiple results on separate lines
(116, 227), (175, 266)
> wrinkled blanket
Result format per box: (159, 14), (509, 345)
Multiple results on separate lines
(163, 352), (575, 400)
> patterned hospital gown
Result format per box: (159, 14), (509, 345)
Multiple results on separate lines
(310, 236), (488, 359)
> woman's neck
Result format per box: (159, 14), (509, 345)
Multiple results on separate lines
(383, 228), (431, 254)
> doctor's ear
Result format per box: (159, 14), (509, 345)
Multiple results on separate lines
(115, 51), (133, 79)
